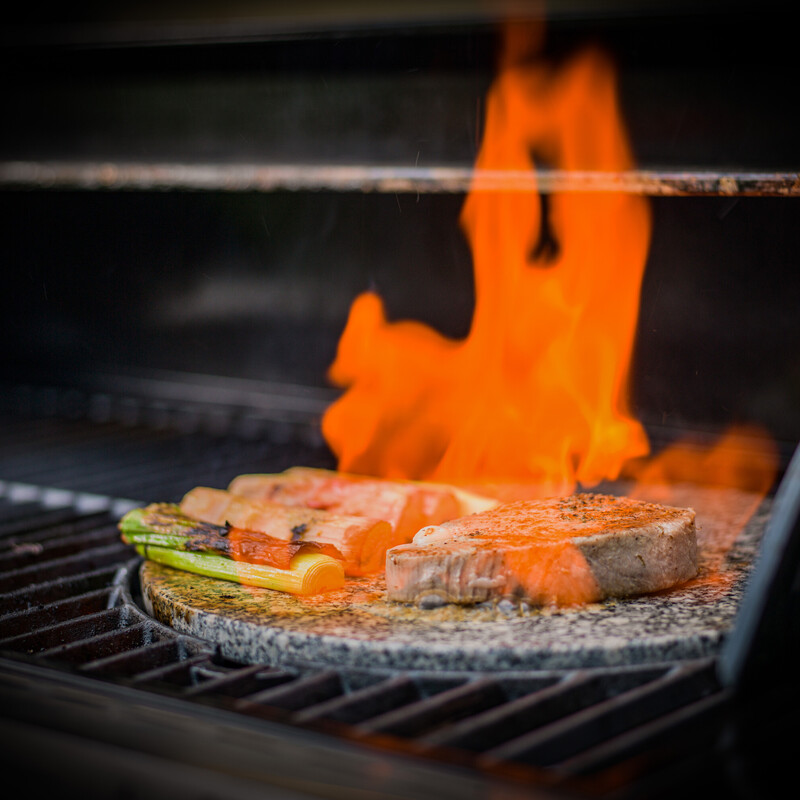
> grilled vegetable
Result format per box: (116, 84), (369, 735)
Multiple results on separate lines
(179, 488), (392, 576)
(134, 545), (345, 596)
(119, 504), (345, 595)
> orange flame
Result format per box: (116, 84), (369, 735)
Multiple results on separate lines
(626, 424), (779, 593)
(323, 24), (651, 490)
(626, 423), (779, 498)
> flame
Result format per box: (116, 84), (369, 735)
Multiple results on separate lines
(626, 423), (779, 498)
(626, 424), (779, 593)
(322, 23), (651, 490)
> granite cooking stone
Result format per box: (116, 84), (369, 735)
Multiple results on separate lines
(138, 487), (771, 673)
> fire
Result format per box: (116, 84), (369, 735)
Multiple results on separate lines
(626, 424), (779, 582)
(625, 423), (779, 498)
(322, 23), (651, 490)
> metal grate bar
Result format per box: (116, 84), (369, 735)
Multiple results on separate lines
(0, 606), (132, 653)
(417, 672), (584, 751)
(129, 653), (219, 687)
(0, 543), (133, 594)
(556, 688), (732, 781)
(417, 666), (672, 752)
(86, 456), (257, 502)
(292, 674), (420, 726)
(1, 376), (332, 427)
(0, 501), (69, 529)
(8, 447), (191, 490)
(479, 662), (719, 770)
(183, 663), (297, 698)
(2, 430), (313, 504)
(6, 429), (219, 479)
(0, 396), (333, 502)
(0, 526), (121, 572)
(356, 677), (507, 738)
(0, 505), (96, 539)
(92, 439), (302, 495)
(3, 161), (799, 197)
(0, 422), (174, 476)
(2, 437), (218, 499)
(39, 621), (161, 665)
(80, 637), (211, 679)
(0, 410), (171, 446)
(0, 564), (131, 615)
(0, 588), (113, 640)
(236, 669), (343, 712)
(0, 510), (117, 549)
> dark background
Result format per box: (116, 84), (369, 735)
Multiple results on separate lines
(1, 3), (798, 445)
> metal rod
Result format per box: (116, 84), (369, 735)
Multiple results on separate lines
(2, 160), (798, 196)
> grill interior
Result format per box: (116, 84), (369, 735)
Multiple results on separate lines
(1, 389), (797, 799)
(0, 481), (728, 798)
(2, 5), (799, 798)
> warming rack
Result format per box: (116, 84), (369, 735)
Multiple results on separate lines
(2, 163), (798, 196)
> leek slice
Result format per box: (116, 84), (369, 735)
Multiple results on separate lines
(136, 545), (344, 595)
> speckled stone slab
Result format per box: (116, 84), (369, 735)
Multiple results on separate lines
(140, 486), (770, 672)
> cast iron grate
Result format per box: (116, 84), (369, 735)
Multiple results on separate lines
(0, 480), (735, 799)
(3, 384), (797, 798)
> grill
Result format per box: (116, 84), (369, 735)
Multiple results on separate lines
(2, 4), (799, 799)
(2, 390), (798, 798)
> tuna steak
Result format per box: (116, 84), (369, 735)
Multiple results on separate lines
(386, 493), (697, 607)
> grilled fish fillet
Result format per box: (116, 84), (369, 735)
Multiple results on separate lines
(386, 493), (697, 607)
(228, 468), (495, 546)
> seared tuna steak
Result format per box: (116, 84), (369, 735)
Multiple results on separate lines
(386, 493), (697, 607)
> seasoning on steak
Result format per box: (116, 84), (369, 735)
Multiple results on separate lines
(385, 493), (698, 607)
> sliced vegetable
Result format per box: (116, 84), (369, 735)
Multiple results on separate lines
(135, 545), (345, 595)
(179, 487), (391, 576)
(120, 504), (344, 570)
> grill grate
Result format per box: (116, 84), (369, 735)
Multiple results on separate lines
(0, 480), (743, 799)
(0, 377), (336, 504)
(2, 388), (796, 798)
